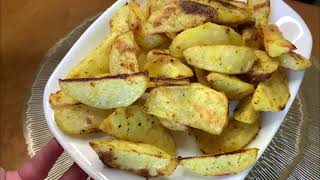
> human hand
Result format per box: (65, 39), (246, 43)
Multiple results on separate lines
(1, 139), (88, 180)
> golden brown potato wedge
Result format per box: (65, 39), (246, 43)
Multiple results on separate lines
(169, 22), (244, 58)
(145, 2), (215, 34)
(159, 117), (188, 131)
(234, 96), (260, 124)
(279, 52), (312, 71)
(109, 31), (139, 75)
(252, 69), (290, 112)
(145, 1), (251, 34)
(241, 50), (279, 83)
(99, 105), (176, 155)
(110, 5), (130, 33)
(49, 90), (80, 106)
(248, 0), (270, 26)
(178, 148), (258, 176)
(207, 72), (255, 100)
(184, 45), (255, 74)
(59, 72), (149, 109)
(54, 104), (113, 134)
(90, 139), (178, 177)
(128, 1), (169, 49)
(190, 118), (260, 154)
(195, 0), (252, 24)
(66, 33), (118, 78)
(262, 24), (296, 57)
(241, 27), (262, 49)
(194, 68), (210, 87)
(145, 83), (228, 135)
(143, 55), (193, 78)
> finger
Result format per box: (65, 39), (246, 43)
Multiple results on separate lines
(60, 163), (88, 180)
(5, 171), (21, 180)
(18, 139), (64, 180)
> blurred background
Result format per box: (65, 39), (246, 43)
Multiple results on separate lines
(0, 0), (319, 172)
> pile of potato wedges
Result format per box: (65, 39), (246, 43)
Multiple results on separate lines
(49, 0), (311, 177)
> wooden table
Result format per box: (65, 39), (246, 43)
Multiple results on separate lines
(0, 0), (319, 170)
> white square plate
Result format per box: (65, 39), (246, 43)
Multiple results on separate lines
(43, 0), (312, 179)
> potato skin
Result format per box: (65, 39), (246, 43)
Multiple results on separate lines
(190, 119), (260, 154)
(169, 22), (244, 58)
(184, 45), (255, 74)
(145, 83), (228, 135)
(90, 140), (178, 177)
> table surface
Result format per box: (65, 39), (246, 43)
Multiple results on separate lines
(0, 0), (319, 170)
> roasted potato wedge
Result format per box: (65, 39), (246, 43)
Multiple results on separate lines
(234, 96), (260, 124)
(252, 69), (290, 112)
(109, 31), (139, 75)
(159, 118), (188, 131)
(207, 72), (255, 100)
(190, 119), (260, 154)
(146, 1), (251, 34)
(194, 68), (210, 87)
(49, 90), (80, 106)
(54, 104), (113, 134)
(143, 54), (193, 78)
(178, 148), (258, 176)
(184, 45), (255, 74)
(194, 0), (251, 24)
(248, 0), (270, 26)
(241, 27), (262, 49)
(279, 52), (312, 71)
(99, 105), (176, 155)
(148, 0), (178, 14)
(128, 1), (169, 49)
(145, 2), (215, 34)
(262, 24), (296, 57)
(90, 139), (178, 177)
(66, 33), (118, 78)
(145, 83), (228, 135)
(241, 50), (279, 83)
(110, 5), (130, 33)
(149, 77), (190, 88)
(169, 22), (244, 58)
(59, 72), (149, 109)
